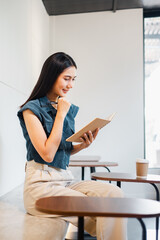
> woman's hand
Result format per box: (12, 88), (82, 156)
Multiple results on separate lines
(71, 128), (100, 155)
(57, 97), (71, 118)
(79, 128), (99, 149)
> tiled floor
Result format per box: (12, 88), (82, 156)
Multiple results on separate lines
(0, 184), (158, 240)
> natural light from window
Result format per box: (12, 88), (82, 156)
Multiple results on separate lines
(145, 17), (160, 167)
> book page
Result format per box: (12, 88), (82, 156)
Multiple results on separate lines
(66, 112), (116, 142)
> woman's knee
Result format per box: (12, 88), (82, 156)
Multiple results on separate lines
(108, 184), (124, 198)
(90, 181), (124, 198)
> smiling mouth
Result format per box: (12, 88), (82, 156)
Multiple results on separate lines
(62, 89), (69, 93)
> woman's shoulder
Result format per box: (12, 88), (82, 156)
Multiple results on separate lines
(70, 103), (79, 118)
(17, 98), (42, 121)
(19, 99), (41, 112)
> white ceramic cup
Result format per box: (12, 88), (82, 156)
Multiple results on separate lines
(136, 158), (149, 178)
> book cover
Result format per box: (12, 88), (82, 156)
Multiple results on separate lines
(66, 112), (116, 142)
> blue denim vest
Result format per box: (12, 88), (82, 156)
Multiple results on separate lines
(17, 96), (79, 170)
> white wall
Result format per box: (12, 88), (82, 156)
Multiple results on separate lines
(0, 0), (51, 196)
(51, 9), (144, 172)
(49, 9), (154, 198)
(0, 3), (156, 199)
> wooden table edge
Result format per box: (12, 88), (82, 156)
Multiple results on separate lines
(35, 197), (160, 218)
(91, 173), (160, 183)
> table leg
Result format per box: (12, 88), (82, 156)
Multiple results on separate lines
(90, 167), (96, 173)
(117, 181), (121, 188)
(82, 167), (84, 180)
(103, 167), (112, 183)
(78, 217), (84, 240)
(137, 218), (147, 240)
(150, 183), (159, 240)
(150, 183), (160, 201)
(156, 217), (159, 240)
(90, 167), (97, 181)
(104, 166), (111, 172)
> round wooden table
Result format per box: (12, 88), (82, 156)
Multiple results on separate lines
(69, 161), (118, 180)
(36, 196), (160, 240)
(91, 172), (160, 240)
(91, 173), (160, 200)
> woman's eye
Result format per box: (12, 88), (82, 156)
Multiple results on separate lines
(64, 78), (76, 81)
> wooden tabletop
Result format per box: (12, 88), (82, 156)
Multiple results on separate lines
(36, 196), (160, 218)
(69, 161), (118, 167)
(70, 155), (101, 161)
(91, 172), (160, 183)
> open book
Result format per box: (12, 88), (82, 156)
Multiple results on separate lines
(66, 112), (116, 142)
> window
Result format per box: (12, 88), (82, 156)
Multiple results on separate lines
(144, 17), (160, 166)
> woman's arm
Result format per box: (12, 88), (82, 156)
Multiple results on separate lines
(23, 98), (70, 163)
(71, 128), (99, 155)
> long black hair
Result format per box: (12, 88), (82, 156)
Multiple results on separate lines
(20, 52), (77, 108)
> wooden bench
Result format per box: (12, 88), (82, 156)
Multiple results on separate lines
(0, 185), (68, 240)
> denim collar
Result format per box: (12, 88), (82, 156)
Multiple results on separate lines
(38, 96), (58, 114)
(39, 96), (51, 107)
(39, 96), (74, 117)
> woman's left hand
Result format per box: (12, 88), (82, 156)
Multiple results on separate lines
(79, 128), (99, 149)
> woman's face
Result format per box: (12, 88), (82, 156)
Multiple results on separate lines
(48, 66), (77, 101)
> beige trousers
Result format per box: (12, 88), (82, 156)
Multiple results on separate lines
(24, 160), (127, 240)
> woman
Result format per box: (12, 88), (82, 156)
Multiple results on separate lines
(17, 52), (127, 240)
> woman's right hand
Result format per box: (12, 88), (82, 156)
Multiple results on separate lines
(57, 97), (71, 118)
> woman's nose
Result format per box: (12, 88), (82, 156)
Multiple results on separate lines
(67, 81), (73, 89)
